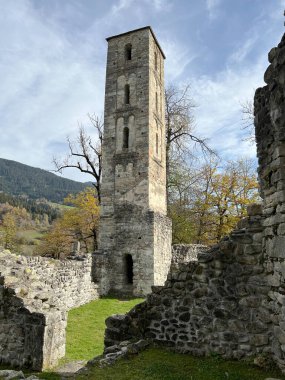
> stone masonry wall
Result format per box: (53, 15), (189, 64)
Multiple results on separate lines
(96, 204), (171, 297)
(98, 27), (172, 297)
(104, 32), (285, 371)
(255, 32), (285, 369)
(105, 205), (271, 360)
(0, 250), (99, 370)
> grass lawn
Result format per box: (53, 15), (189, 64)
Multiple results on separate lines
(36, 347), (285, 380)
(17, 229), (46, 240)
(2, 298), (285, 380)
(64, 297), (144, 361)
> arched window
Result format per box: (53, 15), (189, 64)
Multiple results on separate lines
(125, 254), (133, 284)
(123, 127), (129, 149)
(154, 51), (157, 71)
(125, 44), (132, 61)
(125, 84), (130, 105)
(156, 133), (159, 155)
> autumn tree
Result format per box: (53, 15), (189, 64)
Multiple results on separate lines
(168, 157), (260, 245)
(208, 159), (259, 241)
(64, 187), (100, 251)
(168, 156), (202, 243)
(53, 114), (103, 202)
(0, 212), (17, 250)
(37, 187), (100, 258)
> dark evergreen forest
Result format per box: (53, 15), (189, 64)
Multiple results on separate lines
(0, 158), (90, 203)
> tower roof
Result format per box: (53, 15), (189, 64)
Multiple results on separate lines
(106, 26), (166, 59)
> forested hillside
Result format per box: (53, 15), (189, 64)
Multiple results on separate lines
(0, 158), (89, 202)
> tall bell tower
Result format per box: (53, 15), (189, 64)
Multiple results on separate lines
(97, 26), (172, 297)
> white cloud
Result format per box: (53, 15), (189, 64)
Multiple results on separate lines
(206, 0), (221, 20)
(0, 0), (283, 182)
(0, 0), (105, 180)
(190, 60), (266, 160)
(148, 0), (173, 11)
(229, 34), (258, 64)
(162, 39), (198, 82)
(111, 0), (135, 16)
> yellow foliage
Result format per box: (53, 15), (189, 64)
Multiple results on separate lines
(0, 212), (17, 250)
(37, 188), (100, 258)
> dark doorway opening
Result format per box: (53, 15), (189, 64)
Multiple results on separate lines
(125, 254), (133, 284)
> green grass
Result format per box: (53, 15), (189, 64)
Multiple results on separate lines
(17, 229), (46, 240)
(48, 201), (73, 210)
(65, 297), (144, 361)
(36, 348), (285, 380)
(2, 297), (285, 380)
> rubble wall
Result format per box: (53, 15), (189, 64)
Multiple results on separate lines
(0, 251), (99, 370)
(105, 207), (271, 359)
(255, 32), (285, 368)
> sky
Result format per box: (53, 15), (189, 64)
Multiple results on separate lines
(0, 0), (285, 182)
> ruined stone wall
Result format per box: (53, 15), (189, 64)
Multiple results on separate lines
(171, 244), (208, 266)
(105, 206), (271, 359)
(255, 33), (285, 369)
(104, 32), (285, 370)
(0, 250), (99, 370)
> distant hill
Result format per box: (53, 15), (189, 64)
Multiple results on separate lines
(0, 158), (91, 203)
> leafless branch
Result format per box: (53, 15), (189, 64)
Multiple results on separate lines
(241, 100), (255, 143)
(53, 114), (103, 203)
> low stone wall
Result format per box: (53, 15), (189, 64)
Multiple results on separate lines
(171, 244), (207, 265)
(105, 206), (272, 360)
(0, 250), (99, 370)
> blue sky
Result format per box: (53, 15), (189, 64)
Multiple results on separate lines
(0, 0), (284, 181)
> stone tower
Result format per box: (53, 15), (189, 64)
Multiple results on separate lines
(97, 26), (172, 297)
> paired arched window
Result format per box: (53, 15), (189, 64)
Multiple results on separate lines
(125, 84), (130, 105)
(123, 127), (129, 149)
(125, 44), (132, 61)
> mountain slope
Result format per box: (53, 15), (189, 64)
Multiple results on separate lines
(0, 158), (90, 203)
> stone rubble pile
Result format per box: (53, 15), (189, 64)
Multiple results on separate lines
(0, 370), (39, 379)
(86, 339), (150, 368)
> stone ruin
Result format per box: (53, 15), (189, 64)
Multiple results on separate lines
(0, 251), (98, 370)
(104, 31), (285, 372)
(95, 26), (172, 298)
(1, 26), (285, 373)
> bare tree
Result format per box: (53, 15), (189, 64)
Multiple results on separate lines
(241, 99), (255, 142)
(53, 114), (103, 203)
(165, 84), (215, 204)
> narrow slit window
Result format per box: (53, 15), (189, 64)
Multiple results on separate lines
(155, 92), (158, 112)
(154, 51), (158, 71)
(125, 84), (130, 104)
(123, 127), (129, 149)
(156, 133), (159, 155)
(125, 44), (132, 61)
(125, 254), (133, 284)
